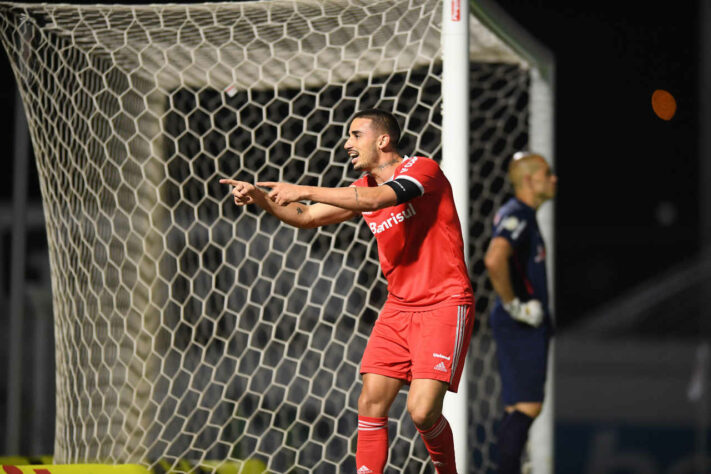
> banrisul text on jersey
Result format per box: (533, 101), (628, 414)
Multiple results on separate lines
(368, 203), (416, 234)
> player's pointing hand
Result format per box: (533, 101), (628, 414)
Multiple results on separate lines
(219, 178), (257, 206)
(257, 181), (305, 206)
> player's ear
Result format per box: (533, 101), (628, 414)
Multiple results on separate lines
(378, 134), (389, 150)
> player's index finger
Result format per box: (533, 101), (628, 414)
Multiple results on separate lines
(219, 178), (238, 186)
(256, 181), (277, 188)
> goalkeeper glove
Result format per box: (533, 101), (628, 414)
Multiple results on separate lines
(503, 298), (544, 327)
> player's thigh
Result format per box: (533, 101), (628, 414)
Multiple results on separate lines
(359, 373), (404, 417)
(360, 306), (412, 383)
(410, 304), (473, 391)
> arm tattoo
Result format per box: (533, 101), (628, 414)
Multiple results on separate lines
(354, 186), (359, 205)
(295, 206), (303, 215)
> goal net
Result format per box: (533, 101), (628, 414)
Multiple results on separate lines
(0, 1), (545, 472)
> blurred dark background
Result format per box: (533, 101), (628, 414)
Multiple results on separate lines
(494, 0), (702, 330)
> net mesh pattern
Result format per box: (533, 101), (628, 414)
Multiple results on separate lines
(0, 1), (530, 472)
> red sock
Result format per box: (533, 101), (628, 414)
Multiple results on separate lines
(417, 415), (457, 474)
(356, 415), (388, 474)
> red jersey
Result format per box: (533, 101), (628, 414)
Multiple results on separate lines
(352, 156), (473, 308)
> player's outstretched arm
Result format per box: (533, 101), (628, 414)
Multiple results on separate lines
(219, 178), (356, 228)
(257, 181), (398, 212)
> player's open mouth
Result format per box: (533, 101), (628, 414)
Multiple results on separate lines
(348, 151), (359, 165)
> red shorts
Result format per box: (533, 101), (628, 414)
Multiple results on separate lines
(360, 303), (474, 393)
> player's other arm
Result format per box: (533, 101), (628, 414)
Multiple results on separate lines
(484, 237), (516, 303)
(485, 236), (543, 327)
(219, 179), (356, 228)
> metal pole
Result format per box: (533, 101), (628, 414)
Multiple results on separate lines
(698, 0), (711, 469)
(529, 66), (556, 474)
(701, 1), (711, 256)
(5, 85), (30, 454)
(441, 0), (470, 471)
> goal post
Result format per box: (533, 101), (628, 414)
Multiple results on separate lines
(0, 0), (553, 472)
(439, 0), (469, 472)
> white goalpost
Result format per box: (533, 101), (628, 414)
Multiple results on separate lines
(0, 0), (553, 472)
(439, 0), (470, 471)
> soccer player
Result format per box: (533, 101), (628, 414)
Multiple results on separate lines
(483, 151), (556, 473)
(220, 109), (474, 474)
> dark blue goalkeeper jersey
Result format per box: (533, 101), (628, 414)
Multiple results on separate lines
(490, 197), (550, 323)
(489, 197), (552, 405)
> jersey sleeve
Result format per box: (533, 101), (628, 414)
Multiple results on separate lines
(391, 156), (442, 200)
(492, 209), (529, 247)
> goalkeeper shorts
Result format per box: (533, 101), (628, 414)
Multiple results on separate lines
(360, 302), (473, 393)
(490, 307), (551, 405)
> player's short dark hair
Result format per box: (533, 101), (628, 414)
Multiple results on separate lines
(351, 109), (401, 150)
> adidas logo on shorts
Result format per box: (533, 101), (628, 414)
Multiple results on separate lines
(434, 361), (447, 372)
(357, 466), (373, 474)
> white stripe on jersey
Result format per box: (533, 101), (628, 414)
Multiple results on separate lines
(449, 305), (466, 384)
(511, 220), (528, 240)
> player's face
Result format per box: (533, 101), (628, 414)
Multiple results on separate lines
(344, 118), (381, 171)
(530, 160), (557, 201)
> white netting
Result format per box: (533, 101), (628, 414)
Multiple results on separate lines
(0, 1), (532, 472)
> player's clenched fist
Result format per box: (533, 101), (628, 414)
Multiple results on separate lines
(219, 179), (257, 205)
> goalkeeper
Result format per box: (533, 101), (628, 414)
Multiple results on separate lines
(221, 109), (473, 474)
(483, 151), (557, 474)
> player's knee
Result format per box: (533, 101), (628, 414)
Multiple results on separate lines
(407, 402), (441, 430)
(513, 402), (543, 419)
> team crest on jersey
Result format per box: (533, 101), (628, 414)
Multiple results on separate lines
(502, 216), (519, 231)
